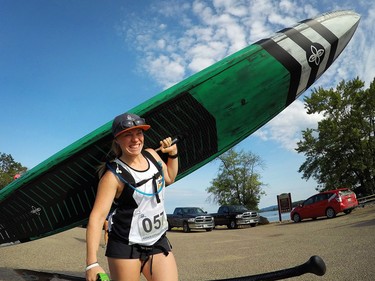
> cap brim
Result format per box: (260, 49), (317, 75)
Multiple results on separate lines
(114, 125), (151, 137)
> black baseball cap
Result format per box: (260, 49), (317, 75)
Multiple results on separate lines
(112, 113), (151, 137)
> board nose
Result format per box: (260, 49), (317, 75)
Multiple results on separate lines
(318, 10), (361, 58)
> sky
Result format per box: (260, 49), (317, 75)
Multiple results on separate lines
(1, 0), (375, 213)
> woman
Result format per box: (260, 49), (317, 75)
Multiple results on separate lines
(86, 113), (179, 281)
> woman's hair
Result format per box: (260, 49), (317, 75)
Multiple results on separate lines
(97, 140), (122, 178)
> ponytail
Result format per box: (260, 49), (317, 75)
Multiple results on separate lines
(97, 140), (122, 178)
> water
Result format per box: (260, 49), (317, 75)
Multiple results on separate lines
(259, 210), (291, 222)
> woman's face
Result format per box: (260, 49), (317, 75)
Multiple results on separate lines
(115, 128), (144, 157)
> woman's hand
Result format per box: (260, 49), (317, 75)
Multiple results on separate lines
(85, 265), (106, 281)
(159, 137), (177, 155)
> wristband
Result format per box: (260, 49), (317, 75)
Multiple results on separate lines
(85, 262), (99, 271)
(168, 153), (178, 159)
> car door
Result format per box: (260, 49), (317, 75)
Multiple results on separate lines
(300, 195), (317, 219)
(313, 194), (329, 217)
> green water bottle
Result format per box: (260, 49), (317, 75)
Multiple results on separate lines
(97, 273), (110, 281)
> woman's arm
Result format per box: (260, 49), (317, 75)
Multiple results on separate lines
(85, 171), (118, 280)
(147, 137), (178, 185)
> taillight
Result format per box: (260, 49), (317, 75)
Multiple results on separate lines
(335, 196), (342, 203)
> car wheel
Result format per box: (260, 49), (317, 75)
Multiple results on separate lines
(344, 209), (352, 214)
(250, 223), (257, 227)
(183, 222), (190, 233)
(293, 213), (301, 223)
(326, 208), (336, 218)
(228, 220), (237, 229)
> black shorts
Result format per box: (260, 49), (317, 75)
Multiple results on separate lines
(105, 235), (172, 260)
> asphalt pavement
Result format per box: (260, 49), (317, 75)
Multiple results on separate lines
(1, 205), (374, 281)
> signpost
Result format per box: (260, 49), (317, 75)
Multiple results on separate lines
(277, 193), (292, 222)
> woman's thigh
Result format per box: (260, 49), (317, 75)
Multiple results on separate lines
(142, 252), (178, 281)
(108, 257), (142, 281)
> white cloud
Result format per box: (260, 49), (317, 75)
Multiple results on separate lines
(212, 0), (249, 17)
(121, 0), (375, 145)
(358, 4), (375, 86)
(117, 0), (375, 210)
(142, 54), (186, 88)
(254, 100), (323, 151)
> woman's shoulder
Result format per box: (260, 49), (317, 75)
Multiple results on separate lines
(144, 148), (162, 162)
(101, 166), (123, 185)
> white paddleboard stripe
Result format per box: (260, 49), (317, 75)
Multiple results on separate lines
(257, 38), (302, 106)
(259, 12), (353, 103)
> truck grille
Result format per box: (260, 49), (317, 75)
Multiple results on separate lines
(243, 212), (258, 218)
(195, 216), (214, 223)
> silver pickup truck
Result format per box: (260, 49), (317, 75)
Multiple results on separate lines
(167, 207), (215, 232)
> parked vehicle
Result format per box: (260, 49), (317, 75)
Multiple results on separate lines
(291, 188), (358, 223)
(211, 205), (259, 229)
(167, 207), (215, 232)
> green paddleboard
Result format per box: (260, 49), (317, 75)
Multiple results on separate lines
(0, 10), (360, 245)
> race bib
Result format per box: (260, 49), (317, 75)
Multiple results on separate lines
(137, 205), (168, 242)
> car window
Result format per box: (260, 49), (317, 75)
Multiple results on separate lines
(233, 205), (248, 212)
(304, 196), (315, 206)
(316, 194), (329, 202)
(187, 208), (204, 214)
(325, 193), (333, 200)
(339, 190), (353, 196)
(195, 208), (205, 214)
(327, 192), (337, 201)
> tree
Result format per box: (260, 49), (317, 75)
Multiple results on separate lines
(206, 148), (266, 210)
(296, 77), (375, 195)
(0, 153), (28, 189)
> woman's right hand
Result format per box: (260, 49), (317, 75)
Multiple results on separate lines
(85, 265), (106, 281)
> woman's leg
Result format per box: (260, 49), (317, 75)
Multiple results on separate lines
(142, 252), (178, 281)
(108, 257), (142, 281)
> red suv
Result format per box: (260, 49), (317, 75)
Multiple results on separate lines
(291, 188), (358, 223)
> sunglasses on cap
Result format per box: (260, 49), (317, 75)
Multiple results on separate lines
(120, 117), (146, 128)
(112, 113), (151, 137)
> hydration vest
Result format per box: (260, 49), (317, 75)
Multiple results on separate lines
(106, 150), (163, 203)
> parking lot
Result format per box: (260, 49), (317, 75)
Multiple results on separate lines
(170, 205), (375, 280)
(1, 205), (374, 280)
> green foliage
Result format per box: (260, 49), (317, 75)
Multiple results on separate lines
(0, 153), (28, 189)
(296, 77), (375, 195)
(206, 148), (266, 210)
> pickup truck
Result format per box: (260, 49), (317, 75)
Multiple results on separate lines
(167, 207), (215, 232)
(211, 205), (259, 229)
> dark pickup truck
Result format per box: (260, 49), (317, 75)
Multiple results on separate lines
(167, 207), (215, 232)
(211, 205), (259, 229)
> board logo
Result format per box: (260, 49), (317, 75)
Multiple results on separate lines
(30, 206), (42, 216)
(307, 43), (325, 68)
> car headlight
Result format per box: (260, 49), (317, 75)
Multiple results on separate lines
(236, 214), (242, 219)
(188, 218), (195, 223)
